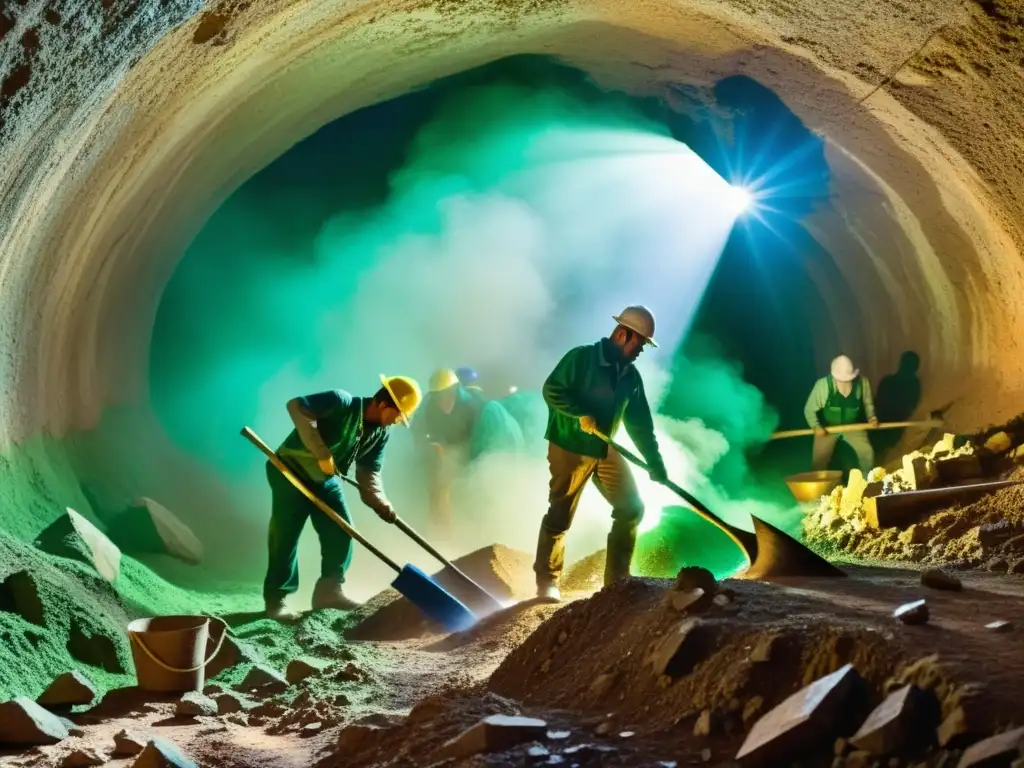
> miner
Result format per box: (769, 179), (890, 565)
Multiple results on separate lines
(804, 354), (878, 474)
(264, 375), (422, 622)
(533, 305), (668, 603)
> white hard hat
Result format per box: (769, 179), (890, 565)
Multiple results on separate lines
(612, 305), (658, 347)
(830, 355), (859, 382)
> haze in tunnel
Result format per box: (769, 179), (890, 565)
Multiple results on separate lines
(146, 58), (816, 598)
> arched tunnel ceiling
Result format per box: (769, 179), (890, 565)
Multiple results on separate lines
(2, 0), (1024, 445)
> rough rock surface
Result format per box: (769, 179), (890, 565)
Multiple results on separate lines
(0, 697), (70, 745)
(34, 508), (121, 584)
(132, 737), (199, 768)
(37, 671), (97, 708)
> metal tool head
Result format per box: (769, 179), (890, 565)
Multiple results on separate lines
(738, 516), (847, 580)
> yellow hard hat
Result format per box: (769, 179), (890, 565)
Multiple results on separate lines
(379, 374), (422, 426)
(428, 368), (460, 393)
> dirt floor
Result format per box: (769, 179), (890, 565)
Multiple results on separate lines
(5, 550), (1024, 768)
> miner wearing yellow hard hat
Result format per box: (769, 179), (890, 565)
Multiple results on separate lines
(804, 355), (878, 474)
(533, 305), (668, 603)
(413, 368), (489, 533)
(263, 374), (422, 623)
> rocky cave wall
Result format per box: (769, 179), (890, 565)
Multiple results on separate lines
(2, 0), (1024, 535)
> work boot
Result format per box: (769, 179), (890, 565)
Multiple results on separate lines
(536, 582), (562, 603)
(604, 522), (638, 587)
(533, 525), (565, 594)
(311, 578), (362, 612)
(264, 597), (301, 624)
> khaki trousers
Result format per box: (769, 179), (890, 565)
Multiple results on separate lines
(812, 431), (875, 475)
(533, 442), (644, 587)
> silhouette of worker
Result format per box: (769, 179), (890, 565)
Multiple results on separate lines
(871, 351), (922, 460)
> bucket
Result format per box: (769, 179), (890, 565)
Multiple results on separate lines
(785, 470), (844, 503)
(127, 615), (220, 693)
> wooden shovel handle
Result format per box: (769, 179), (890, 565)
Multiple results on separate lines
(770, 420), (943, 440)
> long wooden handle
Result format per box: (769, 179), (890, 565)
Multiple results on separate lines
(240, 427), (401, 573)
(592, 431), (754, 563)
(770, 419), (943, 440)
(332, 472), (496, 599)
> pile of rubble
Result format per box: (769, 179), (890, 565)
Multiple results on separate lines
(804, 430), (1024, 569)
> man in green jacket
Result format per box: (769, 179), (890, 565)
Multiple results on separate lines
(534, 305), (668, 602)
(804, 355), (878, 474)
(265, 374), (422, 623)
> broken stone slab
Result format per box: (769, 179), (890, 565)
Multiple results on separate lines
(649, 619), (715, 678)
(864, 482), (1020, 529)
(0, 570), (46, 625)
(37, 671), (97, 708)
(434, 714), (547, 761)
(938, 706), (978, 749)
(922, 569), (963, 591)
(337, 723), (390, 751)
(286, 659), (320, 685)
(850, 685), (937, 754)
(672, 566), (717, 594)
(239, 665), (288, 695)
(60, 748), (106, 767)
(113, 729), (148, 756)
(984, 431), (1013, 454)
(0, 698), (70, 746)
(108, 497), (204, 565)
(34, 508), (122, 584)
(894, 599), (929, 625)
(736, 664), (863, 767)
(957, 725), (1024, 767)
(693, 709), (714, 737)
(212, 693), (248, 715)
(132, 737), (199, 768)
(175, 692), (216, 718)
(666, 588), (707, 613)
(985, 620), (1014, 632)
(936, 454), (984, 483)
(902, 455), (939, 491)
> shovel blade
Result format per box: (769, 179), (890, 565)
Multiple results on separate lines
(437, 567), (506, 619)
(391, 564), (478, 632)
(740, 516), (847, 580)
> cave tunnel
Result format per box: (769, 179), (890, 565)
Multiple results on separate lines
(3, 0), (1024, 753)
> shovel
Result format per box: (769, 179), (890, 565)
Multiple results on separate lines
(593, 431), (845, 580)
(332, 472), (505, 617)
(240, 427), (478, 632)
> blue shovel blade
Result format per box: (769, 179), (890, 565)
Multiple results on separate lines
(391, 564), (478, 632)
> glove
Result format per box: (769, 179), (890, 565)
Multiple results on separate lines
(375, 503), (397, 524)
(868, 417), (879, 428)
(648, 463), (668, 484)
(578, 415), (598, 435)
(318, 456), (337, 476)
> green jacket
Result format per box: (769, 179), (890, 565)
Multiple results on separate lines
(277, 390), (388, 485)
(543, 339), (665, 471)
(804, 375), (876, 429)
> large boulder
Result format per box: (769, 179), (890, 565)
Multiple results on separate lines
(108, 497), (203, 564)
(0, 698), (70, 746)
(35, 508), (121, 583)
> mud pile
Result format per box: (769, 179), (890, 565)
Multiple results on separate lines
(805, 421), (1024, 571)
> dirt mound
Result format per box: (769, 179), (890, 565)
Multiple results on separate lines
(346, 544), (535, 642)
(807, 457), (1024, 572)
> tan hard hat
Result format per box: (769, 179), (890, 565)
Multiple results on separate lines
(613, 305), (658, 347)
(379, 374), (423, 426)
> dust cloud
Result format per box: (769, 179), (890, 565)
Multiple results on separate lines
(150, 76), (793, 602)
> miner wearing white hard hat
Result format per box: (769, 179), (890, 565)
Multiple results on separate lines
(803, 355), (878, 474)
(532, 305), (668, 603)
